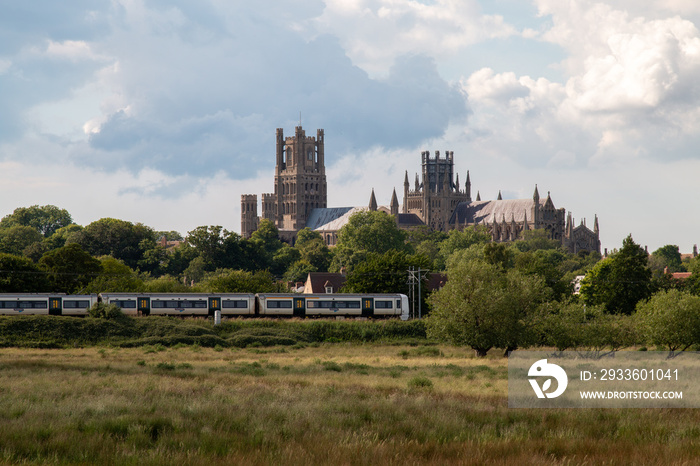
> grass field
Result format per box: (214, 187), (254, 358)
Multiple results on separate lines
(1, 343), (700, 465)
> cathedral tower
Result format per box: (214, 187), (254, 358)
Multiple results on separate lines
(242, 125), (327, 241)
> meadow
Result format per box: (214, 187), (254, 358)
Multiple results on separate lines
(2, 342), (700, 465)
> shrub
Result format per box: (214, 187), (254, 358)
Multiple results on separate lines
(88, 302), (125, 320)
(407, 376), (433, 389)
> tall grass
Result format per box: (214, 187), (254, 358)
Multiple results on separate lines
(0, 345), (698, 464)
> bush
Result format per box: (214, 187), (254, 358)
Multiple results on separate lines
(88, 302), (125, 320)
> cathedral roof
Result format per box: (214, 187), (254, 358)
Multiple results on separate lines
(305, 207), (367, 231)
(396, 213), (424, 226)
(450, 199), (540, 225)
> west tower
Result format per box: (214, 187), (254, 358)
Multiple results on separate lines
(241, 125), (327, 241)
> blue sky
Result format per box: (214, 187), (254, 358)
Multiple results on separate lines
(2, 0), (700, 253)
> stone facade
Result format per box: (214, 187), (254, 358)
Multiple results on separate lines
(241, 127), (600, 254)
(241, 125), (327, 242)
(402, 151), (600, 254)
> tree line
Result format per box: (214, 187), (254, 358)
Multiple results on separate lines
(2, 204), (699, 356)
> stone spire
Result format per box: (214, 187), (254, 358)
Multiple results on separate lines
(466, 170), (471, 202)
(476, 191), (481, 201)
(369, 189), (377, 211)
(390, 188), (399, 216)
(497, 190), (502, 200)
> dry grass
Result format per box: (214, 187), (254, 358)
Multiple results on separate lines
(0, 345), (699, 465)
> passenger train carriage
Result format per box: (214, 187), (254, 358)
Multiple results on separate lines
(99, 293), (256, 317)
(0, 294), (97, 316)
(0, 293), (409, 320)
(257, 293), (409, 320)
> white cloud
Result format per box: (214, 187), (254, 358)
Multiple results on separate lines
(313, 0), (517, 76)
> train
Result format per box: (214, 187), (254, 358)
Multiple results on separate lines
(0, 292), (410, 320)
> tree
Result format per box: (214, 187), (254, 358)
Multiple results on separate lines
(72, 218), (155, 269)
(85, 257), (144, 292)
(579, 235), (652, 315)
(198, 269), (284, 293)
(650, 245), (683, 273)
(0, 253), (50, 292)
(635, 289), (700, 357)
(185, 226), (236, 271)
(39, 244), (102, 293)
(284, 260), (317, 283)
(247, 219), (284, 271)
(342, 250), (430, 295)
(295, 228), (331, 271)
(0, 225), (43, 256)
(513, 229), (562, 252)
(332, 211), (408, 272)
(435, 225), (490, 269)
(427, 259), (548, 357)
(539, 301), (636, 356)
(514, 248), (571, 300)
(0, 205), (73, 237)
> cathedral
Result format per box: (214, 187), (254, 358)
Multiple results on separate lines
(241, 126), (601, 254)
(241, 125), (327, 243)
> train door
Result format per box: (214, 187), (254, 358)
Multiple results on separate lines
(208, 297), (221, 317)
(293, 297), (305, 318)
(362, 297), (374, 318)
(49, 297), (62, 316)
(138, 297), (151, 316)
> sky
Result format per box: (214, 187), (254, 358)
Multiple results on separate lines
(1, 0), (700, 254)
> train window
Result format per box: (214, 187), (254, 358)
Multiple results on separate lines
(222, 300), (248, 308)
(64, 300), (89, 309)
(375, 301), (393, 309)
(396, 299), (401, 309)
(151, 301), (165, 308)
(193, 301), (207, 308)
(268, 300), (292, 308)
(113, 300), (136, 308)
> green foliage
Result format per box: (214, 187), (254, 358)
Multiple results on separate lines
(0, 253), (50, 292)
(85, 257), (144, 292)
(39, 243), (102, 293)
(513, 229), (562, 252)
(88, 302), (126, 320)
(185, 226), (239, 272)
(0, 225), (43, 256)
(142, 275), (190, 292)
(650, 245), (683, 273)
(427, 259), (548, 356)
(435, 226), (490, 269)
(580, 235), (652, 315)
(284, 260), (317, 283)
(228, 327), (300, 348)
(71, 218), (156, 270)
(295, 228), (331, 271)
(0, 317), (427, 348)
(271, 244), (301, 276)
(539, 301), (636, 354)
(635, 289), (700, 356)
(332, 211), (409, 272)
(0, 205), (73, 237)
(513, 248), (572, 300)
(197, 269), (284, 293)
(342, 250), (430, 295)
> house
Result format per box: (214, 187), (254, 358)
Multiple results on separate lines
(303, 272), (347, 294)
